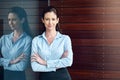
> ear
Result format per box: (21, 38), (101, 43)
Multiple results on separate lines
(57, 18), (59, 23)
(41, 18), (44, 23)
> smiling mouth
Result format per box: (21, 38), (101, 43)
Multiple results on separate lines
(48, 25), (53, 27)
(10, 25), (15, 28)
(48, 26), (52, 27)
(10, 25), (14, 27)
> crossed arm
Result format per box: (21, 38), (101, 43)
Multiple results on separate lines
(9, 53), (26, 65)
(31, 51), (68, 66)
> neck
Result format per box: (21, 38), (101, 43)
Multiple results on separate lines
(45, 30), (57, 38)
(14, 29), (23, 38)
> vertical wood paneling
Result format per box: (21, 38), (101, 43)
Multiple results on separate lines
(0, 19), (3, 80)
(51, 0), (120, 80)
(0, 19), (3, 36)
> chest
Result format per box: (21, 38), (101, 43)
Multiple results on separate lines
(1, 38), (25, 58)
(37, 38), (65, 58)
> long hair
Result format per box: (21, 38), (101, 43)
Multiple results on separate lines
(8, 6), (32, 37)
(41, 6), (61, 33)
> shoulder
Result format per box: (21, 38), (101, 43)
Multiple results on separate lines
(60, 33), (71, 40)
(32, 35), (42, 42)
(0, 33), (12, 40)
(24, 33), (32, 41)
(59, 33), (72, 44)
(33, 32), (45, 40)
(33, 35), (42, 40)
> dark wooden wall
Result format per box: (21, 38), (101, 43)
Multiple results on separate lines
(50, 0), (120, 80)
(0, 19), (3, 36)
(0, 19), (3, 80)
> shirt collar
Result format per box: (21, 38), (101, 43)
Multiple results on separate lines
(39, 31), (62, 39)
(10, 32), (27, 39)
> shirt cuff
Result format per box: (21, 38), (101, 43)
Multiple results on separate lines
(0, 58), (10, 67)
(47, 60), (58, 68)
(0, 58), (3, 66)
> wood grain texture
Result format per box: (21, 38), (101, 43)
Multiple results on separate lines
(51, 0), (120, 80)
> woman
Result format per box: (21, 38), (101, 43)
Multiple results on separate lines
(0, 6), (32, 80)
(31, 6), (73, 80)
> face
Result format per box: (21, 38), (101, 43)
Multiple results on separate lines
(42, 11), (59, 31)
(8, 13), (23, 31)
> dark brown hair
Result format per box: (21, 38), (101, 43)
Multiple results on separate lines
(8, 6), (32, 37)
(41, 6), (61, 33)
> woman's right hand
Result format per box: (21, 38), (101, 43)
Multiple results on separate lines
(31, 53), (47, 65)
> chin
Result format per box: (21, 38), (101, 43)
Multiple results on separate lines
(10, 27), (15, 30)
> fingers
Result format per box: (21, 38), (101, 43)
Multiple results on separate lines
(16, 53), (26, 62)
(31, 53), (46, 65)
(18, 54), (26, 60)
(10, 53), (26, 64)
(31, 53), (44, 63)
(31, 53), (40, 58)
(31, 53), (39, 62)
(61, 50), (68, 58)
(31, 57), (37, 62)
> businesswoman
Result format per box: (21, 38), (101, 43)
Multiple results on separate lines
(31, 6), (73, 80)
(0, 6), (32, 80)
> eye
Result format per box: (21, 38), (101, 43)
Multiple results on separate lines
(8, 18), (10, 21)
(8, 18), (17, 21)
(52, 18), (55, 21)
(12, 19), (17, 21)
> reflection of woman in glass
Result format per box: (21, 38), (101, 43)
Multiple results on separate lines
(0, 7), (32, 80)
(31, 6), (73, 80)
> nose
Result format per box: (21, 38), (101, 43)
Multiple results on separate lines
(9, 20), (13, 25)
(49, 20), (52, 24)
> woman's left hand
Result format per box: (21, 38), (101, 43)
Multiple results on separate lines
(10, 53), (25, 64)
(61, 50), (68, 58)
(31, 53), (47, 65)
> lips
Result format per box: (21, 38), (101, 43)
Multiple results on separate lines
(47, 25), (53, 28)
(10, 25), (15, 29)
(48, 26), (52, 27)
